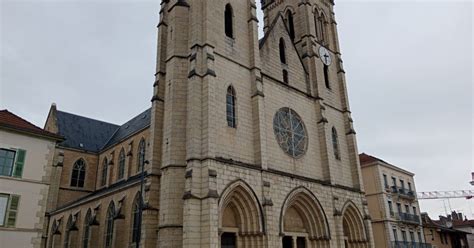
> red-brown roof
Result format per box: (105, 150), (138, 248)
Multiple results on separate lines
(359, 153), (389, 165)
(0, 109), (62, 140)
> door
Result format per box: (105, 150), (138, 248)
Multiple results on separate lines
(221, 233), (236, 248)
(282, 236), (293, 248)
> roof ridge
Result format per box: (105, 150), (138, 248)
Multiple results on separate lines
(1, 109), (47, 131)
(57, 110), (120, 127)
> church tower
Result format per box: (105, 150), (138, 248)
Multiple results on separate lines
(148, 0), (374, 247)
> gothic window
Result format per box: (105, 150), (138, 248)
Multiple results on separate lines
(332, 127), (341, 160)
(226, 86), (237, 128)
(225, 4), (233, 38)
(319, 14), (327, 43)
(324, 64), (330, 88)
(64, 215), (73, 248)
(131, 195), (141, 246)
(70, 159), (86, 188)
(82, 210), (91, 248)
(118, 149), (125, 180)
(101, 158), (108, 186)
(286, 11), (295, 41)
(137, 139), (146, 172)
(279, 38), (287, 64)
(105, 203), (115, 248)
(314, 13), (322, 41)
(273, 108), (308, 158)
(283, 69), (289, 84)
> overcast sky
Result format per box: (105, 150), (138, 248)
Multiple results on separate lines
(1, 0), (472, 219)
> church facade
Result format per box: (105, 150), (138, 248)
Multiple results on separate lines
(44, 0), (374, 247)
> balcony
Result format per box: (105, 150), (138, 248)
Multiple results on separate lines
(391, 241), (432, 248)
(398, 213), (421, 225)
(391, 186), (416, 200)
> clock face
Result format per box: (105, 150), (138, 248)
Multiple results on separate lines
(319, 46), (332, 66)
(273, 108), (308, 158)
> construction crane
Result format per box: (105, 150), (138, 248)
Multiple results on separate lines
(417, 190), (474, 200)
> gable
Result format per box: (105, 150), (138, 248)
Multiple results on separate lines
(259, 14), (309, 93)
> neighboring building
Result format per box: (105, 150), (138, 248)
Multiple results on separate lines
(440, 211), (474, 248)
(422, 213), (469, 248)
(44, 0), (375, 248)
(0, 109), (62, 248)
(360, 153), (429, 248)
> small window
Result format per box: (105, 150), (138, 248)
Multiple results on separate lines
(283, 69), (289, 84)
(105, 203), (115, 248)
(324, 64), (330, 89)
(331, 127), (340, 160)
(70, 159), (86, 188)
(408, 182), (412, 191)
(392, 177), (397, 187)
(393, 228), (398, 241)
(226, 86), (237, 128)
(0, 149), (16, 177)
(287, 11), (295, 40)
(0, 194), (8, 226)
(388, 201), (393, 213)
(101, 158), (108, 186)
(118, 149), (126, 180)
(383, 174), (388, 188)
(279, 38), (287, 64)
(413, 206), (417, 215)
(225, 4), (233, 38)
(137, 139), (146, 172)
(0, 194), (20, 227)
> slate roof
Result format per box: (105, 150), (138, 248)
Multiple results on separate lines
(0, 109), (62, 140)
(56, 111), (120, 152)
(101, 108), (151, 150)
(56, 108), (151, 153)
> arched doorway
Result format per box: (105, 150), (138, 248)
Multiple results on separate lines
(219, 180), (264, 248)
(280, 187), (330, 248)
(341, 202), (369, 248)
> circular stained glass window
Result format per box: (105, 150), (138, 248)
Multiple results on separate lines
(273, 108), (308, 158)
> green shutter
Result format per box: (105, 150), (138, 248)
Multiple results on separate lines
(6, 195), (20, 227)
(13, 149), (26, 178)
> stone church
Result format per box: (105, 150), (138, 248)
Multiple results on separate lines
(43, 0), (374, 247)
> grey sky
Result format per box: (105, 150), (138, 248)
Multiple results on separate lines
(1, 0), (472, 218)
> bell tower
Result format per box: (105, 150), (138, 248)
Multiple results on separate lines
(151, 0), (263, 247)
(261, 0), (363, 189)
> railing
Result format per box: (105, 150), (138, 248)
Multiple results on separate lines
(391, 241), (432, 248)
(391, 186), (416, 199)
(399, 213), (420, 224)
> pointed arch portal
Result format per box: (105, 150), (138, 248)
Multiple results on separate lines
(342, 202), (369, 248)
(219, 180), (264, 248)
(280, 187), (330, 248)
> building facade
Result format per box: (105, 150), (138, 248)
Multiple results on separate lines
(44, 0), (374, 247)
(360, 153), (429, 248)
(422, 213), (469, 248)
(0, 110), (62, 248)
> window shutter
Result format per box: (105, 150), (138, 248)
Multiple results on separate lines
(13, 149), (26, 178)
(6, 195), (20, 227)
